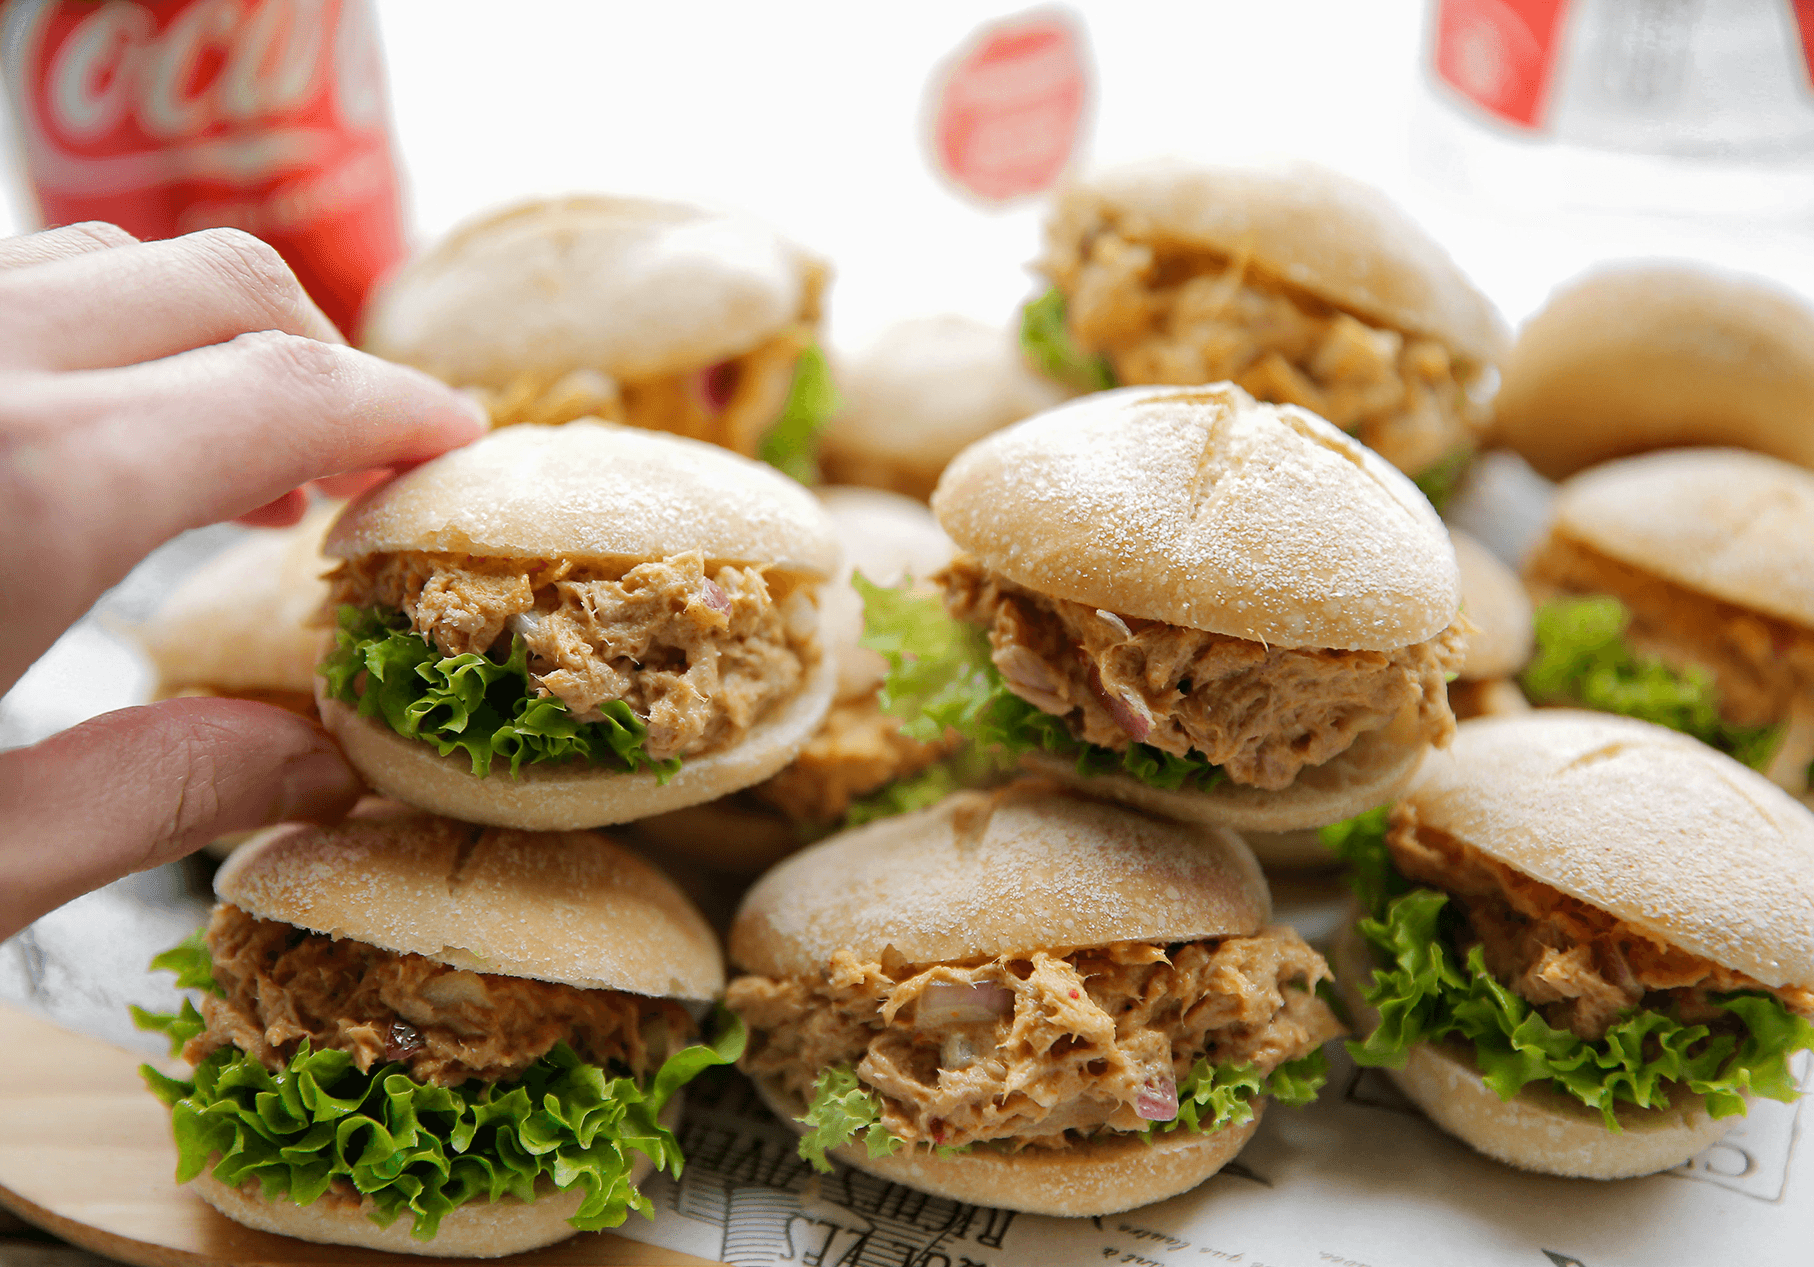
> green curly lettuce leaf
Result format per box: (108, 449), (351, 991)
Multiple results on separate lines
(797, 1065), (904, 1172)
(841, 744), (1009, 829)
(131, 928), (224, 1057)
(856, 575), (1224, 794)
(759, 343), (839, 484)
(1321, 805), (1407, 914)
(1347, 885), (1814, 1130)
(1021, 287), (1115, 392)
(319, 605), (681, 782)
(1521, 596), (1783, 771)
(1411, 445), (1472, 514)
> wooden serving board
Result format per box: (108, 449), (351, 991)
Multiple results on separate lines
(0, 1004), (718, 1267)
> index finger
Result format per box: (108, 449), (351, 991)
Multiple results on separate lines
(0, 221), (139, 271)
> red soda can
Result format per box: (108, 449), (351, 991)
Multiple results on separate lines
(0, 0), (406, 335)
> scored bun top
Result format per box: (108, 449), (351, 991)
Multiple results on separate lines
(217, 809), (723, 999)
(932, 384), (1460, 650)
(1546, 448), (1814, 629)
(1406, 712), (1814, 989)
(327, 421), (841, 580)
(730, 783), (1270, 978)
(1493, 262), (1814, 479)
(1451, 530), (1533, 681)
(138, 502), (336, 694)
(823, 315), (1067, 470)
(363, 196), (816, 386)
(1050, 159), (1508, 366)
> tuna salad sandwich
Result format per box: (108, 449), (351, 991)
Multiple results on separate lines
(1445, 529), (1533, 722)
(137, 501), (338, 721)
(820, 315), (1066, 501)
(1493, 262), (1814, 480)
(1522, 448), (1814, 796)
(131, 807), (741, 1256)
(726, 783), (1342, 1216)
(870, 383), (1469, 833)
(1330, 712), (1814, 1179)
(315, 421), (841, 830)
(639, 486), (973, 871)
(1023, 158), (1507, 506)
(362, 195), (838, 482)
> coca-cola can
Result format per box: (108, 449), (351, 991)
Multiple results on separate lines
(0, 0), (406, 334)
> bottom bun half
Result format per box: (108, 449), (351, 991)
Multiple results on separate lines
(189, 1092), (678, 1257)
(1330, 919), (1734, 1179)
(754, 1077), (1259, 1217)
(317, 650), (836, 830)
(1020, 706), (1428, 835)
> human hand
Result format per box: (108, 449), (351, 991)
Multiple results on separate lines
(0, 222), (487, 939)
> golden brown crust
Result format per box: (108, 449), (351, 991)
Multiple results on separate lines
(931, 384), (1461, 650)
(216, 811), (724, 1000)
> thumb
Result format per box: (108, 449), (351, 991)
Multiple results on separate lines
(0, 698), (363, 940)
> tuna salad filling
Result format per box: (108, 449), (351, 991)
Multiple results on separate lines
(1038, 220), (1491, 480)
(750, 695), (962, 826)
(1525, 534), (1814, 731)
(728, 927), (1342, 1155)
(324, 549), (819, 767)
(1386, 806), (1814, 1041)
(184, 904), (696, 1086)
(940, 554), (1466, 790)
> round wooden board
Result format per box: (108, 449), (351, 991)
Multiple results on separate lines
(0, 1003), (719, 1266)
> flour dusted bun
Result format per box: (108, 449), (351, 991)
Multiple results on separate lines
(1052, 159), (1508, 365)
(1545, 448), (1814, 629)
(820, 315), (1068, 499)
(218, 809), (723, 999)
(1450, 530), (1532, 681)
(316, 644), (836, 831)
(1494, 263), (1814, 479)
(328, 421), (840, 580)
(364, 195), (814, 385)
(1329, 921), (1731, 1179)
(1020, 702), (1427, 834)
(932, 384), (1460, 650)
(730, 783), (1268, 978)
(817, 486), (955, 699)
(190, 1100), (676, 1257)
(1412, 711), (1814, 990)
(752, 1075), (1258, 1217)
(139, 503), (337, 698)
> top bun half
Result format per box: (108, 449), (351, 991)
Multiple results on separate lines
(1451, 530), (1533, 681)
(363, 196), (815, 385)
(217, 808), (724, 1000)
(931, 384), (1460, 650)
(1406, 712), (1814, 989)
(1546, 448), (1814, 629)
(1051, 159), (1508, 366)
(1493, 263), (1814, 479)
(138, 502), (337, 694)
(730, 783), (1270, 978)
(326, 421), (841, 580)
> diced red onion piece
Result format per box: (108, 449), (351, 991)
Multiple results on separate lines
(385, 1020), (424, 1062)
(918, 980), (1016, 1027)
(1136, 1071), (1178, 1122)
(1088, 662), (1153, 741)
(703, 578), (731, 614)
(696, 360), (740, 412)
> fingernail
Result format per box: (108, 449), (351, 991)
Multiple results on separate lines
(271, 750), (362, 824)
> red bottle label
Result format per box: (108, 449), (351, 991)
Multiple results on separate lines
(0, 0), (405, 334)
(1432, 0), (1574, 130)
(928, 10), (1090, 204)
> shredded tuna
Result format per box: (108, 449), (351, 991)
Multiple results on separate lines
(1386, 804), (1814, 1040)
(186, 905), (695, 1086)
(1526, 534), (1814, 730)
(940, 555), (1465, 789)
(328, 550), (818, 763)
(749, 696), (959, 825)
(1042, 222), (1490, 477)
(468, 263), (826, 450)
(727, 927), (1342, 1150)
